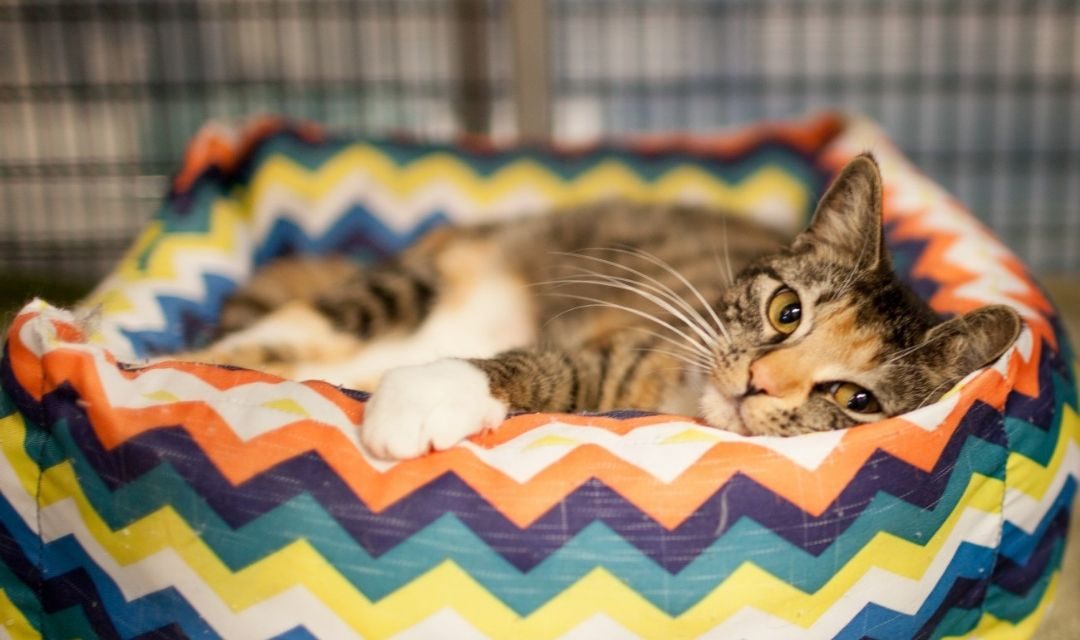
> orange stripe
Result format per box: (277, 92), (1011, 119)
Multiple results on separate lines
(823, 144), (1057, 387)
(7, 313), (46, 402)
(8, 319), (1028, 529)
(173, 116), (326, 193)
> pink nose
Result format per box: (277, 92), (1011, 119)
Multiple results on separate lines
(749, 357), (787, 397)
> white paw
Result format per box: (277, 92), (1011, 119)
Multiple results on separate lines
(361, 359), (508, 460)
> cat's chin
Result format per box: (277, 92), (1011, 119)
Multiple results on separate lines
(698, 385), (752, 436)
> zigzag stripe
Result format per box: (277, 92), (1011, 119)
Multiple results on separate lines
(986, 552), (1065, 629)
(44, 407), (1010, 614)
(992, 499), (1071, 600)
(1000, 420), (1080, 551)
(253, 206), (450, 265)
(831, 545), (995, 640)
(2, 504), (1010, 640)
(238, 148), (820, 235)
(0, 392), (1011, 631)
(1001, 344), (1074, 442)
(0, 513), (42, 639)
(919, 494), (1072, 639)
(84, 197), (254, 360)
(0, 490), (208, 639)
(175, 114), (840, 195)
(999, 380), (1079, 499)
(0, 585), (39, 640)
(10, 379), (1062, 634)
(939, 573), (1062, 640)
(36, 367), (1009, 573)
(3, 315), (1029, 530)
(6, 325), (1045, 561)
(0, 429), (1014, 640)
(120, 205), (450, 356)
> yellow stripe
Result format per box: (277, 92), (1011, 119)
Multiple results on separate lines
(0, 400), (1009, 638)
(1005, 403), (1080, 500)
(0, 588), (41, 640)
(83, 198), (248, 315)
(0, 413), (40, 499)
(242, 147), (811, 220)
(84, 143), (812, 340)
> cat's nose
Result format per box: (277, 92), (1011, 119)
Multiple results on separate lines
(748, 357), (791, 398)
(744, 377), (765, 396)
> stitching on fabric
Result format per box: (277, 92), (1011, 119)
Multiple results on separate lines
(984, 347), (1018, 630)
(32, 344), (50, 637)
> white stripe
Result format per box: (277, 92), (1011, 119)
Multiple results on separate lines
(561, 614), (639, 640)
(698, 506), (1002, 639)
(1002, 441), (1080, 536)
(389, 608), (487, 640)
(36, 497), (363, 640)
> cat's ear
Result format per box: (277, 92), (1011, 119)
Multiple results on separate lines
(796, 153), (885, 269)
(919, 305), (1022, 382)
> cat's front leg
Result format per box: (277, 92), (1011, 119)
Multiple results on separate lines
(360, 334), (680, 459)
(360, 359), (509, 459)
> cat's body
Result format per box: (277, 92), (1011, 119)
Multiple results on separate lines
(188, 156), (1021, 459)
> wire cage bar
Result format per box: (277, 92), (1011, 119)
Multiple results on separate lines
(1, 0), (1078, 282)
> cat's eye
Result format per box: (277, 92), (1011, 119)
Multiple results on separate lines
(766, 287), (802, 335)
(829, 382), (882, 414)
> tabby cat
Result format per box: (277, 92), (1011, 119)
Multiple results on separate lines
(189, 155), (1021, 459)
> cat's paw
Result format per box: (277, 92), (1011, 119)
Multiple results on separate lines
(361, 359), (508, 460)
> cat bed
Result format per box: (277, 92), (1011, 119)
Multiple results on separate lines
(1, 113), (1076, 639)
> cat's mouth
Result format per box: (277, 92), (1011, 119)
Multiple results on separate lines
(698, 385), (752, 436)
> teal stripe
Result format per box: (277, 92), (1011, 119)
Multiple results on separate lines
(0, 560), (41, 635)
(2, 390), (67, 473)
(43, 606), (100, 640)
(982, 537), (1065, 625)
(252, 134), (823, 185)
(49, 414), (1007, 616)
(1004, 370), (1075, 468)
(151, 141), (821, 240)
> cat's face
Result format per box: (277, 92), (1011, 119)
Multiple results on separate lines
(699, 155), (1021, 436)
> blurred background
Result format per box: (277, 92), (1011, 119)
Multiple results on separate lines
(0, 0), (1078, 635)
(2, 0), (1079, 291)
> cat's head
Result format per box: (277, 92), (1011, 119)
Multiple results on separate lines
(702, 154), (1021, 436)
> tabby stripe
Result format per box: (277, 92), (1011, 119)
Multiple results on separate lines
(366, 276), (401, 324)
(612, 343), (652, 407)
(562, 353), (580, 412)
(739, 264), (784, 282)
(595, 342), (612, 402)
(409, 275), (437, 318)
(225, 292), (273, 315)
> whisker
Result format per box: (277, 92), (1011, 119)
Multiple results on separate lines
(883, 327), (958, 365)
(633, 347), (711, 373)
(557, 269), (723, 348)
(536, 291), (714, 358)
(915, 378), (958, 410)
(626, 326), (717, 368)
(598, 246), (733, 345)
(536, 272), (721, 351)
(549, 250), (722, 344)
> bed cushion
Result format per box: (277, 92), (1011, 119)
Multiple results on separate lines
(0, 113), (1076, 639)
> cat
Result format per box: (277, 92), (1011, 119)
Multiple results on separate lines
(185, 154), (1021, 459)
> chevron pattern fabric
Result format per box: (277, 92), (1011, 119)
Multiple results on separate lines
(0, 114), (1075, 639)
